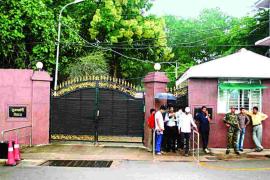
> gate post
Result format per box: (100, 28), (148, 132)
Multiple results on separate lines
(31, 71), (52, 145)
(143, 72), (169, 151)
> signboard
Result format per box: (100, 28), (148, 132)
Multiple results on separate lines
(9, 106), (27, 118)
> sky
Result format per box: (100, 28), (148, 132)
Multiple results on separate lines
(148, 0), (259, 18)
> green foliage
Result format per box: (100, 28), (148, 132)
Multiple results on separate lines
(1, 1), (269, 88)
(0, 0), (173, 85)
(89, 0), (174, 78)
(164, 8), (269, 87)
(0, 0), (56, 70)
(0, 0), (85, 74)
(67, 51), (108, 79)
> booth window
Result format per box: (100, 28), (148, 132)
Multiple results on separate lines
(217, 80), (265, 113)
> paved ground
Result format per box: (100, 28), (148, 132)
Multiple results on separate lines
(1, 143), (270, 179)
(1, 160), (270, 180)
(19, 143), (204, 162)
(17, 143), (270, 161)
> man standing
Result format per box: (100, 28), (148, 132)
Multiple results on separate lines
(176, 108), (184, 150)
(180, 107), (198, 157)
(164, 106), (178, 153)
(146, 108), (156, 151)
(155, 105), (166, 155)
(247, 106), (268, 152)
(237, 107), (250, 152)
(223, 107), (240, 155)
(195, 106), (211, 154)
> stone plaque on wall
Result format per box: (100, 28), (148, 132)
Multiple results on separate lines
(9, 106), (27, 118)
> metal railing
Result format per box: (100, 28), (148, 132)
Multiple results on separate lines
(152, 129), (155, 157)
(1, 125), (32, 146)
(192, 129), (200, 162)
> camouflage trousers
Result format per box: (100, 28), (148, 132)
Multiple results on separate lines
(227, 128), (239, 150)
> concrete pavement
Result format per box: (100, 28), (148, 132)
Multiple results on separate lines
(1, 143), (268, 165)
(19, 143), (208, 162)
(1, 160), (270, 180)
(1, 143), (270, 180)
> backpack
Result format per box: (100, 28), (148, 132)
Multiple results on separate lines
(147, 113), (155, 129)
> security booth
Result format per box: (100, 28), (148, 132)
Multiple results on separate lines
(176, 48), (270, 148)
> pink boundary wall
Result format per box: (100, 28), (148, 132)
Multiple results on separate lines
(188, 78), (270, 148)
(0, 69), (52, 145)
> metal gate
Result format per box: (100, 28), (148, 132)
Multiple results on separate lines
(50, 76), (144, 143)
(169, 84), (188, 109)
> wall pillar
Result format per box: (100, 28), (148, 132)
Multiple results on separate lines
(31, 71), (52, 145)
(143, 72), (169, 150)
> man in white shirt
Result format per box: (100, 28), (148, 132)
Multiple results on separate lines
(155, 105), (167, 155)
(164, 106), (178, 152)
(179, 107), (198, 156)
(176, 108), (184, 150)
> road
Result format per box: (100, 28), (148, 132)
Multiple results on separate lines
(0, 160), (270, 180)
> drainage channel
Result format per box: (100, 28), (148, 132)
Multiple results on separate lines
(40, 160), (113, 168)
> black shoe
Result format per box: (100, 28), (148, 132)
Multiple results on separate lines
(226, 150), (230, 155)
(185, 153), (189, 157)
(235, 151), (240, 155)
(239, 149), (243, 152)
(255, 148), (263, 152)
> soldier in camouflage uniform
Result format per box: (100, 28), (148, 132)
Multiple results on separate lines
(223, 107), (240, 155)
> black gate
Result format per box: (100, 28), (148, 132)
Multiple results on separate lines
(50, 76), (144, 143)
(169, 84), (188, 109)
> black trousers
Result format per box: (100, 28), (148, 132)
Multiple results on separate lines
(162, 125), (169, 151)
(182, 133), (191, 154)
(177, 130), (184, 149)
(166, 126), (178, 151)
(200, 129), (210, 149)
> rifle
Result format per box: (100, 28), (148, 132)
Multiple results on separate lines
(223, 120), (241, 131)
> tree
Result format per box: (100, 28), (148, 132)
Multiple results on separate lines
(0, 0), (173, 86)
(0, 0), (56, 70)
(67, 51), (108, 79)
(0, 0), (84, 75)
(163, 8), (269, 87)
(88, 0), (174, 79)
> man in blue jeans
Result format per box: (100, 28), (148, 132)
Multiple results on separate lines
(237, 107), (250, 152)
(155, 105), (166, 155)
